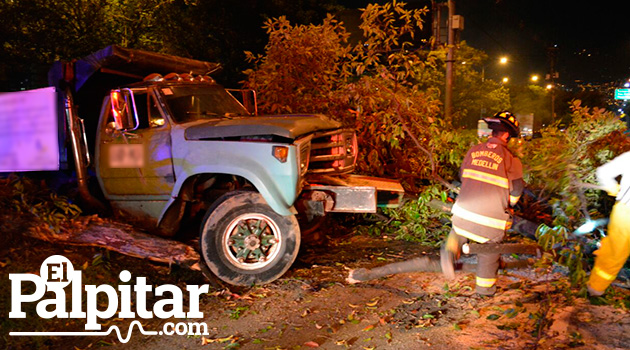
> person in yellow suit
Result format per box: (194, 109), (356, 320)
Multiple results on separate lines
(587, 151), (630, 296)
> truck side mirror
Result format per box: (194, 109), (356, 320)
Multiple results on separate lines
(227, 89), (258, 116)
(110, 88), (139, 130)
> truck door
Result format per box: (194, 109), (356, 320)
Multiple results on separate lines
(97, 88), (175, 198)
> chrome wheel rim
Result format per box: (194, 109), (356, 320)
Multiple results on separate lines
(222, 213), (282, 270)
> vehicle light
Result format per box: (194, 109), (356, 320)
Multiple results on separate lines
(111, 91), (123, 129)
(272, 146), (289, 163)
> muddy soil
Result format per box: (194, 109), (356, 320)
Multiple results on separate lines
(1, 217), (629, 350)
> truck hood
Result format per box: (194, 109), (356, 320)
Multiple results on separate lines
(184, 114), (341, 140)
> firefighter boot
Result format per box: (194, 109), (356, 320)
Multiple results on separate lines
(587, 284), (604, 297)
(475, 251), (501, 296)
(440, 244), (455, 280)
(440, 231), (464, 280)
(475, 285), (497, 297)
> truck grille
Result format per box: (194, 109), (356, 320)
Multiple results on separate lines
(296, 137), (311, 178)
(308, 129), (357, 174)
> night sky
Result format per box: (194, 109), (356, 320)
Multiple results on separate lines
(458, 1), (630, 86)
(340, 0), (630, 87)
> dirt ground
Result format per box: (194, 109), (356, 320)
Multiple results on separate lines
(2, 217), (630, 350)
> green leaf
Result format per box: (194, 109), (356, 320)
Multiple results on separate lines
(504, 308), (519, 319)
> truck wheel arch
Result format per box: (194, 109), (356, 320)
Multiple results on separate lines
(157, 171), (296, 232)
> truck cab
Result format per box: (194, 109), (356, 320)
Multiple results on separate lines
(42, 46), (404, 286)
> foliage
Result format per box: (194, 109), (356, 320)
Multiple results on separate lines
(520, 100), (629, 229)
(554, 87), (612, 125)
(358, 185), (451, 244)
(245, 5), (629, 283)
(104, 0), (174, 49)
(428, 128), (478, 181)
(243, 1), (517, 246)
(518, 100), (629, 292)
(158, 0), (342, 85)
(228, 306), (250, 320)
(244, 2), (518, 189)
(0, 0), (178, 90)
(245, 1), (448, 185)
(244, 14), (352, 114)
(535, 225), (587, 287)
(510, 84), (552, 130)
(0, 0), (342, 90)
(423, 42), (511, 128)
(0, 177), (82, 235)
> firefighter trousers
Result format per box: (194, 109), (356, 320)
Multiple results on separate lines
(587, 201), (630, 294)
(448, 229), (504, 296)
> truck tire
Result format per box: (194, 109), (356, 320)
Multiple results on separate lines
(200, 191), (301, 286)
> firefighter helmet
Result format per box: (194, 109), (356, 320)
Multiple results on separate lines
(483, 111), (520, 138)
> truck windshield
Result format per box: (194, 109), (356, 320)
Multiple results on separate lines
(161, 85), (249, 123)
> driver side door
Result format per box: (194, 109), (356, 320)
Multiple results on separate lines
(97, 87), (175, 199)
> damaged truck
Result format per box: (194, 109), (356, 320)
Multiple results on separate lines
(0, 46), (403, 286)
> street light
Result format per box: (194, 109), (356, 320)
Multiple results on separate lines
(481, 56), (509, 82)
(502, 77), (509, 84)
(531, 75), (540, 83)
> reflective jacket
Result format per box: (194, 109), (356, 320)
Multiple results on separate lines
(596, 151), (630, 205)
(451, 137), (524, 243)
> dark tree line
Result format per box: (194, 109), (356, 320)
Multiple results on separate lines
(0, 0), (342, 90)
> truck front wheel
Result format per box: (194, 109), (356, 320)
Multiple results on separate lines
(200, 191), (300, 286)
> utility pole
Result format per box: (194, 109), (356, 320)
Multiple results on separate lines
(444, 0), (455, 121)
(432, 1), (441, 49)
(432, 1), (448, 49)
(547, 46), (559, 121)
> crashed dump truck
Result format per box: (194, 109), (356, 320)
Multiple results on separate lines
(0, 46), (403, 286)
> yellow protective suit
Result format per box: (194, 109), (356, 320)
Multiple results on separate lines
(587, 151), (630, 295)
(588, 202), (630, 294)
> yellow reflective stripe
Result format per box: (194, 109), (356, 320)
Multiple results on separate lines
(453, 225), (489, 243)
(510, 195), (520, 206)
(452, 204), (508, 230)
(476, 276), (497, 287)
(593, 266), (616, 281)
(462, 169), (509, 189)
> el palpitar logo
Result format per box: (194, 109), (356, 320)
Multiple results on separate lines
(9, 255), (210, 343)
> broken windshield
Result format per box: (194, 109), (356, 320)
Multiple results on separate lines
(160, 85), (249, 123)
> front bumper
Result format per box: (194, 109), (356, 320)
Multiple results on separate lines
(298, 174), (405, 214)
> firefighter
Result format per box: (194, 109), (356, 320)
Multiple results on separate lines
(587, 151), (630, 296)
(441, 111), (525, 296)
